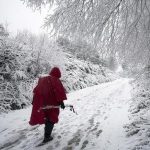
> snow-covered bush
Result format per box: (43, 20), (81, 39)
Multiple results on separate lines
(124, 67), (150, 149)
(0, 26), (34, 113)
(61, 53), (118, 92)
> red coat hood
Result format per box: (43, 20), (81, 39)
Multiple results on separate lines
(49, 67), (61, 78)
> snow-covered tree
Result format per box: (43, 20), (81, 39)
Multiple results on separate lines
(0, 25), (25, 112)
(22, 0), (150, 69)
(57, 36), (102, 65)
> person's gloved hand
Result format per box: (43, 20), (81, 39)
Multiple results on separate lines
(60, 102), (65, 109)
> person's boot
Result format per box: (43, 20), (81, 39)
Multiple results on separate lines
(42, 135), (53, 143)
(43, 121), (54, 143)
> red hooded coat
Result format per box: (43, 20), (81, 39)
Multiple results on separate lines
(29, 67), (67, 126)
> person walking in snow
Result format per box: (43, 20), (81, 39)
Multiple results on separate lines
(29, 67), (67, 144)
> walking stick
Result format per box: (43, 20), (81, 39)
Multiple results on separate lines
(38, 104), (78, 115)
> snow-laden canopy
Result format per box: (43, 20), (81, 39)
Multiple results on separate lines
(22, 0), (150, 68)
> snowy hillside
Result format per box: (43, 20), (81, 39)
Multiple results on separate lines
(0, 78), (132, 150)
(0, 25), (118, 113)
(62, 53), (118, 92)
(0, 48), (118, 113)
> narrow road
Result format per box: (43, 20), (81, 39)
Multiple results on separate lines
(0, 78), (132, 150)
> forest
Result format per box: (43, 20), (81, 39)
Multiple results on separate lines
(0, 0), (150, 150)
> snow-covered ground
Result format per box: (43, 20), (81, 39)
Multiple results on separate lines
(0, 78), (133, 150)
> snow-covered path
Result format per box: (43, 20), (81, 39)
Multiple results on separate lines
(0, 78), (132, 150)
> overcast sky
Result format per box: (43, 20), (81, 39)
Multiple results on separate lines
(0, 0), (47, 34)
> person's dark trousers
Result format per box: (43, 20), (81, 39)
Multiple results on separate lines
(43, 120), (54, 143)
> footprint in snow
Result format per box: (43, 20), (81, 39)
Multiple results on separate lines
(96, 129), (103, 137)
(63, 129), (81, 149)
(81, 140), (89, 149)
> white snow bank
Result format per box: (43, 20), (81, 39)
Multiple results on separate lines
(124, 78), (150, 150)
